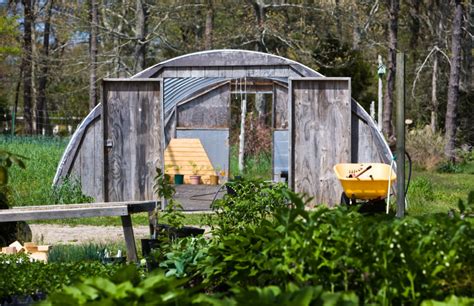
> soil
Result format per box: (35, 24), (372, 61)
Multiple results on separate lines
(29, 224), (151, 245)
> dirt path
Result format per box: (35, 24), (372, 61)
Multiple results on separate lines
(29, 224), (151, 245)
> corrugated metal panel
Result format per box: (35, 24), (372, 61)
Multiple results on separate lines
(163, 77), (288, 118)
(176, 129), (230, 177)
(273, 130), (289, 181)
(164, 78), (228, 116)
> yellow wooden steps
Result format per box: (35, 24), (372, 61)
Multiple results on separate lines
(164, 138), (216, 184)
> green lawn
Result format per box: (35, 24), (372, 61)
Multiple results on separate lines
(407, 168), (474, 215)
(0, 136), (68, 206)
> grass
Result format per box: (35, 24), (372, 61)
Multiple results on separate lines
(229, 145), (272, 179)
(0, 135), (68, 206)
(30, 212), (212, 227)
(407, 168), (474, 215)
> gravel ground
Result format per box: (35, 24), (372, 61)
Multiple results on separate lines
(29, 224), (151, 245)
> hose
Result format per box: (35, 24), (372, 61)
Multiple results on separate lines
(386, 150), (412, 214)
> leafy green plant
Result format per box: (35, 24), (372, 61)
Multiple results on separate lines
(159, 236), (209, 278)
(44, 265), (360, 306)
(47, 243), (125, 263)
(0, 149), (26, 208)
(50, 176), (94, 204)
(193, 191), (474, 304)
(153, 168), (185, 230)
(188, 161), (203, 175)
(209, 178), (289, 235)
(0, 253), (121, 300)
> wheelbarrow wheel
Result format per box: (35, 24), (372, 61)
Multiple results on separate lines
(340, 192), (352, 206)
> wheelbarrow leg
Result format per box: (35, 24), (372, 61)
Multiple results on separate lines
(340, 192), (355, 206)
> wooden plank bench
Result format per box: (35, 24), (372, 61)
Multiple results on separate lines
(0, 201), (157, 262)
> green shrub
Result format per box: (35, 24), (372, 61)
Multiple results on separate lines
(209, 178), (289, 235)
(195, 192), (473, 304)
(51, 176), (94, 204)
(406, 127), (446, 170)
(0, 253), (121, 299)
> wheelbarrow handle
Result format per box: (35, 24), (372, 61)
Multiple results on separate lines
(354, 165), (372, 178)
(347, 165), (372, 178)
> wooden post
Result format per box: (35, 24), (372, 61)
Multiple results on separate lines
(238, 78), (247, 174)
(370, 101), (375, 120)
(121, 215), (138, 262)
(396, 53), (405, 218)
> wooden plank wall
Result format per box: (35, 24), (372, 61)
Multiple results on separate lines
(290, 78), (351, 206)
(273, 82), (288, 129)
(177, 84), (230, 128)
(70, 117), (104, 202)
(103, 80), (162, 202)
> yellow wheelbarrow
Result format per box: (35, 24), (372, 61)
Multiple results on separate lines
(333, 163), (396, 212)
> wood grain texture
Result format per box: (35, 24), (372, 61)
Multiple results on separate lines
(121, 215), (138, 262)
(0, 201), (156, 222)
(177, 84), (230, 128)
(103, 80), (162, 202)
(291, 78), (351, 206)
(273, 83), (289, 129)
(53, 104), (102, 186)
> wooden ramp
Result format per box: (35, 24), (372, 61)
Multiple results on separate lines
(164, 138), (216, 184)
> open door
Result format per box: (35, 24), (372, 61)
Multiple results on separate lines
(102, 79), (163, 202)
(289, 78), (351, 206)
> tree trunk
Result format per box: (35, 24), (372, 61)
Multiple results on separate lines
(134, 0), (147, 73)
(335, 0), (342, 39)
(462, 0), (473, 91)
(430, 51), (438, 133)
(444, 0), (464, 160)
(37, 0), (53, 135)
(21, 0), (33, 134)
(383, 0), (399, 139)
(408, 0), (421, 61)
(89, 0), (99, 110)
(204, 0), (214, 50)
(13, 66), (23, 135)
(250, 0), (266, 52)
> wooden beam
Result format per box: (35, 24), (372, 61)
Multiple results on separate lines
(121, 215), (138, 262)
(0, 201), (156, 222)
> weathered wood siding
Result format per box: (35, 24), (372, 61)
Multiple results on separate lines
(273, 82), (288, 128)
(177, 84), (230, 128)
(103, 79), (162, 202)
(290, 78), (351, 206)
(69, 117), (103, 201)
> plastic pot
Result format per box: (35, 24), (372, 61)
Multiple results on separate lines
(189, 175), (201, 185)
(209, 175), (219, 185)
(174, 174), (184, 185)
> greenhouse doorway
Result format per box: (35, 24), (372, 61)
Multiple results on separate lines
(229, 78), (273, 180)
